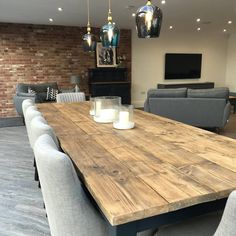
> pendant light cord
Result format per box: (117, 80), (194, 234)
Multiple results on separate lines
(109, 0), (111, 11)
(87, 0), (90, 25)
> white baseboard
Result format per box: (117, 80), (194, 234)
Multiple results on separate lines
(132, 100), (145, 108)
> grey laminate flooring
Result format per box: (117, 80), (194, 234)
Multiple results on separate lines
(0, 126), (50, 236)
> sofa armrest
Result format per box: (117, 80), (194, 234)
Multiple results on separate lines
(222, 102), (231, 128)
(13, 95), (35, 116)
(16, 92), (36, 98)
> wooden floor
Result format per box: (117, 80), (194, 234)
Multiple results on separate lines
(0, 113), (235, 235)
(0, 126), (50, 236)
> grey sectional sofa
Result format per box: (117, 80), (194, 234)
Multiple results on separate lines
(13, 82), (59, 116)
(144, 87), (231, 129)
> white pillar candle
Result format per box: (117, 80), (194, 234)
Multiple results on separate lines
(119, 111), (130, 124)
(89, 109), (95, 116)
(95, 101), (102, 115)
(94, 108), (117, 123)
(100, 109), (116, 120)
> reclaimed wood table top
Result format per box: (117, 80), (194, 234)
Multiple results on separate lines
(38, 102), (236, 226)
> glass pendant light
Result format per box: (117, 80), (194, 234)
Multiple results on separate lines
(82, 0), (96, 52)
(100, 0), (120, 48)
(135, 0), (163, 38)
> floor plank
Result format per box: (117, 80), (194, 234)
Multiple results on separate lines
(0, 126), (50, 236)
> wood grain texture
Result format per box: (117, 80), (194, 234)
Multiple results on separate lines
(38, 102), (236, 226)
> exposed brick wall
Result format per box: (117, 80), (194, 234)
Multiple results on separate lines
(0, 23), (131, 118)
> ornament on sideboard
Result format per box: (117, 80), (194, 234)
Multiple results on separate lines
(135, 0), (163, 38)
(70, 75), (80, 92)
(117, 55), (127, 68)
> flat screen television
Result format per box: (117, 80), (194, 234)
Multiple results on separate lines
(165, 53), (202, 80)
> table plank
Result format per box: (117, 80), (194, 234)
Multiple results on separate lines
(37, 102), (236, 226)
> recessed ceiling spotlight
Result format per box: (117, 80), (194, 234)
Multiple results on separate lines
(223, 29), (227, 32)
(58, 7), (63, 12)
(228, 20), (232, 24)
(49, 18), (53, 22)
(196, 18), (201, 22)
(161, 0), (166, 4)
(197, 27), (201, 31)
(169, 26), (173, 29)
(132, 13), (136, 17)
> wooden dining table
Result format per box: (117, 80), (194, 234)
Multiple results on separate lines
(38, 102), (236, 236)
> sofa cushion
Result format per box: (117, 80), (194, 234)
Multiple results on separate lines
(187, 87), (229, 99)
(35, 92), (47, 103)
(148, 88), (187, 98)
(30, 82), (58, 93)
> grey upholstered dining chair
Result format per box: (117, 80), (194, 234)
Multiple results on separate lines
(25, 106), (42, 144)
(30, 115), (59, 149)
(155, 191), (236, 236)
(34, 134), (156, 236)
(56, 92), (85, 103)
(22, 98), (35, 118)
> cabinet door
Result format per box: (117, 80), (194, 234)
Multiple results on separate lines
(90, 83), (131, 104)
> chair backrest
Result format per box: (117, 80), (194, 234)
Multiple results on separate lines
(22, 99), (35, 117)
(30, 116), (59, 149)
(56, 92), (85, 103)
(25, 106), (42, 142)
(34, 134), (107, 236)
(214, 191), (236, 236)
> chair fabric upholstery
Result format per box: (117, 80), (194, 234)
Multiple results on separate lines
(56, 92), (85, 103)
(30, 116), (59, 149)
(25, 106), (42, 144)
(214, 191), (236, 236)
(22, 99), (35, 117)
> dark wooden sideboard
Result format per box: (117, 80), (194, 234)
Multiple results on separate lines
(157, 82), (215, 89)
(88, 68), (131, 104)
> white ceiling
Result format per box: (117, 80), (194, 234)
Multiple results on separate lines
(0, 0), (236, 33)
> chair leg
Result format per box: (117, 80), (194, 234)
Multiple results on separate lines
(34, 166), (39, 181)
(33, 158), (36, 167)
(38, 181), (41, 189)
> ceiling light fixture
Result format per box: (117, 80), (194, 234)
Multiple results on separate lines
(132, 13), (136, 17)
(223, 29), (227, 32)
(161, 0), (166, 4)
(135, 0), (163, 38)
(100, 0), (120, 47)
(197, 27), (201, 31)
(49, 18), (53, 22)
(58, 7), (63, 12)
(169, 26), (173, 29)
(196, 18), (201, 22)
(82, 0), (96, 52)
(228, 20), (232, 24)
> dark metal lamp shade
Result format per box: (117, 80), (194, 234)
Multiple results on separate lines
(100, 22), (120, 48)
(82, 33), (97, 52)
(135, 0), (163, 38)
